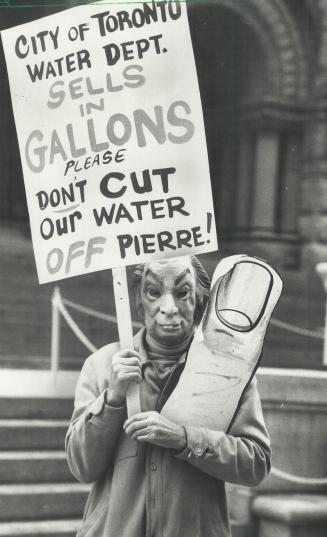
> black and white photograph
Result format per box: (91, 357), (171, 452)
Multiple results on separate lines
(0, 1), (326, 536)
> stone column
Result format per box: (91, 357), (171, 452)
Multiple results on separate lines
(235, 132), (254, 231)
(278, 133), (300, 237)
(301, 1), (327, 264)
(300, 113), (327, 265)
(252, 130), (280, 232)
(219, 134), (236, 233)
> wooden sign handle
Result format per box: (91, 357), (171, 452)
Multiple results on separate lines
(112, 266), (141, 417)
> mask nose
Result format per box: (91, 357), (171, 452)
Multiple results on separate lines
(215, 261), (273, 332)
(160, 293), (178, 316)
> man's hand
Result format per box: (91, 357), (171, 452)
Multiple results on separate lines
(106, 349), (142, 407)
(124, 411), (187, 451)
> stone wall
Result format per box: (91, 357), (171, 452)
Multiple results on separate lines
(227, 367), (327, 535)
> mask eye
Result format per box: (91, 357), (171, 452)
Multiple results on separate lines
(147, 287), (161, 300)
(176, 287), (190, 300)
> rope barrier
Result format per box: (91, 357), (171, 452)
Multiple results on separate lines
(270, 467), (327, 485)
(61, 291), (323, 340)
(270, 318), (323, 339)
(62, 296), (143, 329)
(53, 293), (97, 354)
(52, 288), (327, 487)
(62, 293), (320, 340)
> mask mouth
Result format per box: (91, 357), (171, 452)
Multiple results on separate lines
(215, 261), (273, 332)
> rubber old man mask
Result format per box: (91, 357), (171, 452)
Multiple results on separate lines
(138, 257), (198, 347)
(162, 255), (283, 431)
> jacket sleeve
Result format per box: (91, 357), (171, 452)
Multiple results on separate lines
(65, 349), (126, 484)
(175, 377), (271, 486)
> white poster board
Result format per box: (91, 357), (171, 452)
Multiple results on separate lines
(1, 0), (217, 284)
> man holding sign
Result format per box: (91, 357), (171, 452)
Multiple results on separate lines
(65, 255), (271, 537)
(2, 2), (271, 535)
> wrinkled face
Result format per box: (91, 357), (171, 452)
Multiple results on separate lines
(141, 258), (196, 346)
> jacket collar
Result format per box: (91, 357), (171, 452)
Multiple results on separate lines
(133, 328), (188, 365)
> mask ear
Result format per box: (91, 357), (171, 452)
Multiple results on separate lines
(190, 256), (211, 326)
(131, 263), (146, 322)
(135, 291), (145, 322)
(193, 289), (206, 327)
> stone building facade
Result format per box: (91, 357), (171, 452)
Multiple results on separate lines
(1, 0), (327, 369)
(190, 0), (322, 268)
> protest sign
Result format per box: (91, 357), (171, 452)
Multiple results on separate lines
(1, 0), (217, 284)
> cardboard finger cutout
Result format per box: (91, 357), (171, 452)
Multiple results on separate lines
(161, 255), (283, 431)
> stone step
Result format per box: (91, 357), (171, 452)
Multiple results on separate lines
(0, 452), (74, 483)
(253, 494), (327, 537)
(0, 483), (90, 521)
(0, 420), (69, 450)
(230, 523), (248, 537)
(0, 519), (81, 537)
(0, 398), (73, 419)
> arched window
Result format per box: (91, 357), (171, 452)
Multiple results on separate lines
(188, 1), (309, 267)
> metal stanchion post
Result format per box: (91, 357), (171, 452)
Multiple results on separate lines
(316, 263), (327, 366)
(51, 286), (61, 384)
